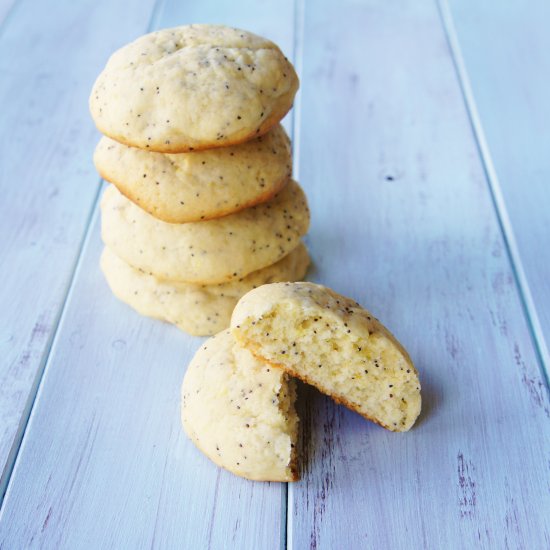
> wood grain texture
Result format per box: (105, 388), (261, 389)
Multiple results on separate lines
(445, 0), (550, 376)
(0, 0), (157, 497)
(0, 0), (297, 547)
(288, 1), (550, 548)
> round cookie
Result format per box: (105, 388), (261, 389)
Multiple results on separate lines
(100, 243), (310, 336)
(231, 282), (422, 432)
(94, 124), (291, 223)
(181, 329), (299, 481)
(90, 24), (299, 152)
(100, 180), (309, 284)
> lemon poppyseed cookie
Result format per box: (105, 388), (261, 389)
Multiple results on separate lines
(231, 282), (421, 432)
(100, 180), (309, 284)
(94, 124), (291, 223)
(181, 329), (299, 481)
(100, 243), (309, 336)
(90, 24), (299, 152)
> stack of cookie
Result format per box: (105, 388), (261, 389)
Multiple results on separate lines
(89, 24), (310, 335)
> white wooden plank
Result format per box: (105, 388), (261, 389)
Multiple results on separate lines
(444, 0), (550, 375)
(0, 0), (297, 547)
(288, 1), (550, 548)
(0, 0), (157, 495)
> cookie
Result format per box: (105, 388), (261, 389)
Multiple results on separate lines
(100, 180), (309, 284)
(100, 243), (309, 336)
(181, 329), (299, 481)
(94, 124), (291, 223)
(89, 24), (299, 152)
(231, 282), (421, 432)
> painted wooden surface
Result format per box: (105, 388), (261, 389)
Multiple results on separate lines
(0, 0), (157, 497)
(1, 0), (549, 548)
(445, 0), (550, 375)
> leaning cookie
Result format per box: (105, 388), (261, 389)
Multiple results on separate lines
(90, 24), (299, 152)
(181, 330), (299, 481)
(231, 282), (421, 432)
(94, 124), (291, 223)
(100, 243), (309, 336)
(100, 180), (309, 284)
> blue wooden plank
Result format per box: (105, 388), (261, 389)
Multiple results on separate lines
(288, 0), (550, 548)
(443, 0), (550, 377)
(0, 1), (297, 547)
(0, 0), (157, 497)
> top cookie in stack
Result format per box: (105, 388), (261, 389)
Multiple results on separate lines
(89, 24), (310, 336)
(90, 24), (298, 152)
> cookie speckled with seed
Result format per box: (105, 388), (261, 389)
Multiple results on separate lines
(90, 24), (299, 152)
(100, 181), (309, 284)
(181, 329), (299, 481)
(232, 282), (422, 432)
(100, 243), (309, 336)
(94, 124), (291, 223)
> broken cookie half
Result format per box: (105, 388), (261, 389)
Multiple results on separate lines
(181, 329), (299, 481)
(231, 282), (421, 432)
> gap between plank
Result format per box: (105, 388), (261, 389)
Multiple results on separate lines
(0, 0), (166, 510)
(286, 0), (306, 548)
(290, 0), (305, 185)
(437, 0), (550, 388)
(280, 483), (288, 550)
